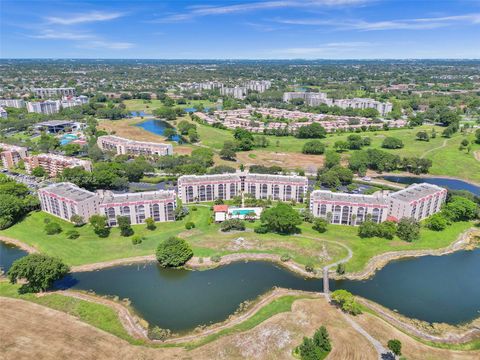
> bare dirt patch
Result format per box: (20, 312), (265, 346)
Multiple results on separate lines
(236, 150), (323, 171)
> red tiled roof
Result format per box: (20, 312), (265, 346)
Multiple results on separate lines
(213, 205), (229, 212)
(386, 216), (398, 222)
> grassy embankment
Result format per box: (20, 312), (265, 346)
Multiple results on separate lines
(123, 99), (217, 113)
(0, 206), (473, 273)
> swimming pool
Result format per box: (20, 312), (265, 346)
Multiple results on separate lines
(230, 209), (257, 215)
(60, 134), (78, 145)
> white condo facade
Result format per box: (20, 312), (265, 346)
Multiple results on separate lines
(32, 87), (76, 99)
(0, 107), (7, 119)
(178, 171), (308, 203)
(26, 100), (61, 114)
(97, 135), (173, 157)
(38, 182), (176, 225)
(0, 99), (25, 108)
(310, 183), (447, 225)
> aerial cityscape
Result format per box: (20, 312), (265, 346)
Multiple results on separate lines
(1, 1), (480, 359)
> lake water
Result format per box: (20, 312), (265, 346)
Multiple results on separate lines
(0, 242), (28, 273)
(136, 119), (182, 143)
(53, 249), (480, 331)
(382, 176), (480, 196)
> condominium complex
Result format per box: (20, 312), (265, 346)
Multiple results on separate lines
(0, 107), (7, 118)
(178, 171), (308, 203)
(283, 92), (393, 116)
(26, 100), (60, 114)
(25, 153), (92, 176)
(38, 183), (100, 223)
(97, 135), (173, 157)
(0, 99), (25, 108)
(38, 182), (176, 225)
(0, 143), (28, 169)
(32, 87), (75, 99)
(387, 183), (447, 221)
(244, 80), (272, 93)
(310, 191), (389, 225)
(178, 81), (224, 91)
(220, 86), (247, 99)
(98, 189), (176, 226)
(60, 95), (89, 109)
(310, 183), (446, 225)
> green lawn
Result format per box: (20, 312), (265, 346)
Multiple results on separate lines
(1, 206), (474, 273)
(124, 99), (217, 113)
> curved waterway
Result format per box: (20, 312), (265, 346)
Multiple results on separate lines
(136, 118), (182, 143)
(382, 176), (480, 196)
(1, 241), (479, 331)
(52, 249), (480, 332)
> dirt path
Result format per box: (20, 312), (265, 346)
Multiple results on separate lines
(421, 138), (449, 158)
(474, 150), (480, 162)
(0, 236), (38, 253)
(70, 255), (157, 272)
(337, 227), (478, 280)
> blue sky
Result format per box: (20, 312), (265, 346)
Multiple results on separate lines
(1, 0), (480, 59)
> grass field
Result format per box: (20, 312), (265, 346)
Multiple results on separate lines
(124, 99), (217, 113)
(1, 207), (473, 273)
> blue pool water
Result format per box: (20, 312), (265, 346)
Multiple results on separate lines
(231, 209), (256, 215)
(60, 134), (78, 145)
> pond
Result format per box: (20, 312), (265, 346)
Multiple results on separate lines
(0, 241), (28, 273)
(54, 249), (480, 332)
(136, 119), (182, 143)
(382, 176), (480, 196)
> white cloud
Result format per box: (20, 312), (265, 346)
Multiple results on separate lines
(275, 13), (480, 31)
(31, 30), (94, 40)
(152, 0), (368, 23)
(273, 41), (373, 56)
(46, 11), (125, 25)
(76, 40), (134, 50)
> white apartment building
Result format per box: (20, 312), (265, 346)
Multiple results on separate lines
(38, 182), (176, 225)
(25, 153), (92, 177)
(32, 87), (75, 99)
(310, 191), (389, 225)
(220, 87), (247, 99)
(387, 183), (447, 221)
(26, 100), (61, 114)
(244, 80), (272, 93)
(97, 135), (173, 157)
(0, 143), (28, 169)
(0, 107), (7, 118)
(178, 171), (308, 203)
(310, 183), (447, 225)
(284, 92), (393, 115)
(38, 183), (100, 223)
(61, 95), (89, 109)
(98, 189), (176, 226)
(0, 99), (25, 108)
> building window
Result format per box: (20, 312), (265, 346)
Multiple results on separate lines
(273, 185), (280, 200)
(229, 183), (236, 198)
(218, 184), (225, 200)
(136, 205), (145, 223)
(297, 186), (304, 202)
(165, 202), (175, 221)
(285, 185), (292, 201)
(62, 201), (69, 219)
(356, 207), (365, 224)
(106, 207), (116, 226)
(186, 186), (194, 202)
(151, 203), (160, 221)
(206, 184), (213, 201)
(372, 208), (380, 223)
(320, 204), (327, 217)
(333, 205), (341, 224)
(260, 184), (268, 199)
(341, 206), (350, 225)
(199, 185), (206, 201)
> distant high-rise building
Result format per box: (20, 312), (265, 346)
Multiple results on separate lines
(26, 100), (61, 114)
(220, 86), (247, 99)
(0, 99), (25, 108)
(0, 143), (28, 169)
(25, 153), (92, 177)
(31, 87), (76, 99)
(60, 95), (89, 109)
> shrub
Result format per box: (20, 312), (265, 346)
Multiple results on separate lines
(8, 254), (70, 293)
(70, 214), (85, 227)
(358, 220), (396, 239)
(425, 213), (449, 231)
(381, 137), (404, 149)
(396, 218), (420, 242)
(221, 219), (246, 232)
(148, 326), (172, 341)
(443, 196), (478, 221)
(280, 254), (291, 262)
(260, 203), (302, 234)
(254, 225), (269, 234)
(336, 263), (345, 275)
(312, 218), (328, 233)
(191, 206), (197, 211)
(131, 235), (143, 245)
(185, 221), (195, 230)
(66, 230), (80, 239)
(305, 262), (315, 273)
(302, 140), (326, 154)
(387, 339), (402, 356)
(210, 254), (222, 263)
(44, 222), (62, 235)
(331, 290), (362, 315)
(156, 236), (193, 267)
(297, 326), (331, 360)
(117, 216), (134, 237)
(145, 217), (156, 230)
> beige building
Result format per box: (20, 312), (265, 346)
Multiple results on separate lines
(97, 135), (173, 157)
(38, 182), (176, 225)
(178, 171), (308, 203)
(38, 182), (100, 223)
(32, 87), (75, 99)
(310, 183), (447, 226)
(25, 153), (92, 177)
(0, 143), (28, 169)
(387, 183), (447, 221)
(98, 189), (176, 226)
(310, 190), (389, 225)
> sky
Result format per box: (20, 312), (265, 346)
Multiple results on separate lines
(1, 0), (480, 59)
